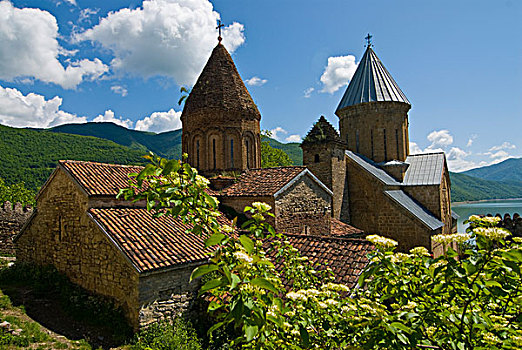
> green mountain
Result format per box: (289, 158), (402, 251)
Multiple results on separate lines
(449, 172), (522, 202)
(0, 124), (147, 191)
(461, 157), (522, 183)
(262, 136), (302, 165)
(49, 122), (182, 159)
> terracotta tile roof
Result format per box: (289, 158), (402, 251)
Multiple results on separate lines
(88, 208), (232, 273)
(60, 160), (144, 197)
(220, 166), (307, 197)
(268, 234), (374, 289)
(330, 219), (364, 237)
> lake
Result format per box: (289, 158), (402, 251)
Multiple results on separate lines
(452, 199), (522, 233)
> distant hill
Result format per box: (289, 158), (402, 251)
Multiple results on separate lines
(263, 136), (302, 166)
(461, 157), (522, 183)
(449, 171), (522, 202)
(49, 122), (182, 159)
(0, 124), (147, 191)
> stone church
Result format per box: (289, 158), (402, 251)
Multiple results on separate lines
(14, 37), (454, 329)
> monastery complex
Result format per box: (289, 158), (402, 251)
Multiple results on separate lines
(14, 38), (456, 328)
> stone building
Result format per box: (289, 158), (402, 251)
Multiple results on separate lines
(302, 42), (456, 254)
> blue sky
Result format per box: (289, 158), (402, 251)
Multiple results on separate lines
(0, 0), (520, 172)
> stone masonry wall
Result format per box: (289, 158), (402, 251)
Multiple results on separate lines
(220, 196), (275, 227)
(275, 175), (331, 235)
(138, 263), (201, 327)
(15, 169), (141, 329)
(346, 159), (435, 252)
(337, 102), (411, 163)
(0, 202), (33, 255)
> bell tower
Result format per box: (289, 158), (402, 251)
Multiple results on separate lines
(181, 41), (261, 176)
(335, 37), (411, 164)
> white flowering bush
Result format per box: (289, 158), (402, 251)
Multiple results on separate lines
(120, 154), (522, 349)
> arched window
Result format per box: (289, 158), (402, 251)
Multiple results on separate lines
(356, 130), (360, 153)
(212, 138), (216, 170)
(314, 154), (320, 163)
(196, 140), (200, 168)
(371, 129), (374, 159)
(395, 129), (400, 159)
(230, 139), (234, 168)
(383, 129), (388, 160)
(245, 139), (250, 169)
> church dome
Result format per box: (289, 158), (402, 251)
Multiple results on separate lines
(181, 43), (261, 121)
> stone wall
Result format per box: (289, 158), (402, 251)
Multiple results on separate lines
(275, 175), (331, 235)
(138, 263), (201, 327)
(0, 202), (33, 255)
(220, 196), (276, 227)
(487, 213), (522, 237)
(337, 102), (411, 163)
(345, 159), (435, 252)
(15, 169), (141, 329)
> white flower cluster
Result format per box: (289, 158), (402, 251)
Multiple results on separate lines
(233, 251), (253, 263)
(481, 216), (502, 225)
(473, 227), (511, 241)
(410, 246), (430, 256)
(432, 233), (471, 245)
(323, 283), (350, 293)
(286, 290), (308, 302)
(390, 252), (411, 263)
(252, 202), (272, 212)
(195, 174), (210, 186)
(366, 235), (398, 248)
(221, 224), (234, 233)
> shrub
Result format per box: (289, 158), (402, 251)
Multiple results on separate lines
(132, 318), (202, 350)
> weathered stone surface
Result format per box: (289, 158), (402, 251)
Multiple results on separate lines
(0, 201), (33, 255)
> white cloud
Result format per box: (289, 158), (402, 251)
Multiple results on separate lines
(304, 87), (314, 98)
(409, 142), (423, 155)
(135, 108), (182, 133)
(245, 76), (267, 87)
(75, 0), (245, 86)
(285, 134), (301, 143)
(489, 142), (516, 152)
(79, 8), (99, 23)
(64, 0), (77, 6)
(0, 1), (108, 89)
(0, 85), (86, 128)
(319, 55), (358, 93)
(466, 134), (477, 147)
(92, 110), (133, 128)
(426, 129), (453, 148)
(111, 85), (128, 97)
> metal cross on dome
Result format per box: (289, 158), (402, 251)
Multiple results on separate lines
(365, 33), (373, 47)
(216, 20), (225, 42)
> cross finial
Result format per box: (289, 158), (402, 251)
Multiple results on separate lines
(216, 20), (225, 43)
(365, 33), (372, 47)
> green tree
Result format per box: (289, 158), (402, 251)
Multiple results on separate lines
(120, 155), (522, 349)
(0, 177), (35, 207)
(260, 131), (292, 168)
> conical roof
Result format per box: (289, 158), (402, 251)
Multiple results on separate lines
(182, 43), (260, 120)
(302, 116), (343, 145)
(336, 46), (409, 112)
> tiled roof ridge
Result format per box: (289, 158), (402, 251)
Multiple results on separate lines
(283, 233), (370, 245)
(59, 159), (145, 168)
(247, 165), (307, 171)
(407, 151), (445, 157)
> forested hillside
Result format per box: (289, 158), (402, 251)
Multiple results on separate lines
(462, 157), (522, 183)
(0, 124), (147, 191)
(449, 171), (522, 202)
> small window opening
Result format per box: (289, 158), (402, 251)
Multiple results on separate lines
(230, 139), (234, 168)
(246, 140), (250, 169)
(314, 154), (320, 163)
(196, 140), (200, 168)
(212, 138), (216, 170)
(356, 130), (360, 153)
(371, 130), (374, 159)
(383, 129), (388, 160)
(395, 129), (400, 159)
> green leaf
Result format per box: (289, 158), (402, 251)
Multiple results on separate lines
(250, 277), (278, 293)
(240, 235), (255, 254)
(190, 264), (218, 281)
(230, 273), (241, 290)
(205, 232), (226, 247)
(199, 278), (223, 294)
(245, 325), (259, 342)
(161, 160), (177, 175)
(502, 249), (522, 262)
(299, 325), (310, 348)
(391, 322), (411, 334)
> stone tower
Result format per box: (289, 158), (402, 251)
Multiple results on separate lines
(335, 43), (411, 166)
(301, 116), (349, 221)
(181, 43), (261, 176)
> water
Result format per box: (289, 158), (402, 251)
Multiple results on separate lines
(452, 199), (522, 233)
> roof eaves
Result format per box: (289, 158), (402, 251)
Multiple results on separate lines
(87, 211), (142, 274)
(345, 151), (399, 186)
(57, 162), (91, 198)
(384, 190), (443, 230)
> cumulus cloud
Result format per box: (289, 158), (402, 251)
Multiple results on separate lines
(135, 108), (182, 133)
(466, 134), (477, 147)
(409, 142), (423, 155)
(92, 110), (133, 128)
(319, 55), (358, 93)
(75, 0), (245, 85)
(0, 85), (86, 128)
(110, 85), (128, 97)
(304, 87), (314, 98)
(0, 1), (108, 89)
(79, 8), (99, 23)
(269, 126), (300, 143)
(245, 76), (267, 87)
(426, 129), (453, 149)
(489, 142), (516, 152)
